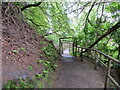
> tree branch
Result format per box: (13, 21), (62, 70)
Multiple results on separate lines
(51, 2), (78, 17)
(27, 18), (50, 28)
(74, 2), (91, 18)
(21, 2), (42, 11)
(81, 21), (120, 55)
(89, 22), (120, 48)
(84, 1), (96, 31)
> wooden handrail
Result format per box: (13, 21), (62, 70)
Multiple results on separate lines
(93, 49), (120, 64)
(77, 47), (120, 64)
(77, 47), (120, 89)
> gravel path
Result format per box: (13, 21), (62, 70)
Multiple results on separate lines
(52, 54), (105, 88)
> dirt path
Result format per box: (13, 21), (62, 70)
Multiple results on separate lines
(52, 54), (105, 88)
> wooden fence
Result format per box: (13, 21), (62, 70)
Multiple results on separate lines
(77, 47), (120, 89)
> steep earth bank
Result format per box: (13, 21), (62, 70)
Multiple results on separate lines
(2, 3), (59, 88)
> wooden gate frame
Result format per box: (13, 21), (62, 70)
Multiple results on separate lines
(59, 37), (77, 56)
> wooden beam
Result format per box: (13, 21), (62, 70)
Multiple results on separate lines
(108, 74), (120, 88)
(105, 59), (111, 88)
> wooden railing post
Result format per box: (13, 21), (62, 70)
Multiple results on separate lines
(105, 59), (111, 89)
(72, 39), (75, 56)
(86, 49), (89, 59)
(99, 53), (101, 61)
(61, 43), (63, 54)
(81, 48), (83, 61)
(59, 38), (61, 54)
(94, 51), (97, 70)
(75, 40), (77, 56)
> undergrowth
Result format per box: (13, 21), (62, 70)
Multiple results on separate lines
(3, 42), (59, 89)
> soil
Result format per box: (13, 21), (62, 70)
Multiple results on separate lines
(2, 3), (58, 85)
(51, 52), (105, 88)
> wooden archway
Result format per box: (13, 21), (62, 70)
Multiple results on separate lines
(59, 37), (77, 56)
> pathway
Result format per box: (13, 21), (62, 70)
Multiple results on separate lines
(52, 49), (105, 88)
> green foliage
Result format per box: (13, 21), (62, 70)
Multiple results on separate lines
(4, 2), (120, 88)
(36, 74), (43, 79)
(20, 1), (120, 53)
(37, 60), (43, 63)
(42, 70), (48, 74)
(3, 79), (35, 88)
(105, 2), (120, 13)
(12, 48), (27, 54)
(14, 1), (120, 72)
(28, 65), (33, 71)
(40, 41), (47, 45)
(42, 44), (58, 60)
(3, 80), (17, 88)
(12, 50), (19, 53)
(54, 64), (57, 68)
(19, 47), (25, 50)
(19, 47), (27, 52)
